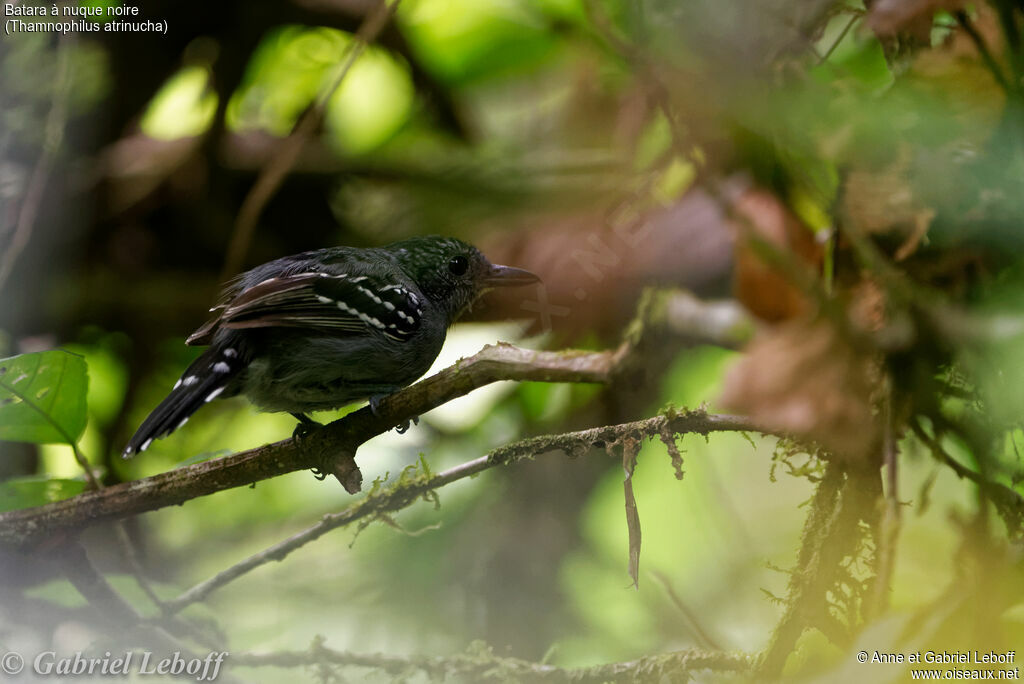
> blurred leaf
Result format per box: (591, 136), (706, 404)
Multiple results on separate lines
(731, 188), (821, 322)
(398, 0), (558, 83)
(23, 578), (88, 608)
(518, 381), (571, 422)
(65, 334), (129, 425)
(0, 476), (86, 512)
(325, 47), (415, 155)
(227, 27), (414, 155)
(139, 65), (218, 140)
(818, 37), (893, 92)
(0, 351), (88, 445)
(720, 319), (880, 462)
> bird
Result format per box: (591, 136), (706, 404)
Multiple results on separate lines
(122, 235), (539, 457)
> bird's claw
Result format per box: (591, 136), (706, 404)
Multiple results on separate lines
(291, 412), (322, 441)
(394, 415), (420, 434)
(310, 467), (328, 481)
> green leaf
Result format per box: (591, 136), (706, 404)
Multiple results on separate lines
(0, 476), (87, 512)
(0, 350), (89, 445)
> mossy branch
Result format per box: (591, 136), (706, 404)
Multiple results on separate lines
(165, 408), (765, 614)
(232, 638), (754, 683)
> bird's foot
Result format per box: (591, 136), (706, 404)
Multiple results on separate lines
(368, 394), (388, 417)
(310, 466), (329, 481)
(290, 412), (322, 441)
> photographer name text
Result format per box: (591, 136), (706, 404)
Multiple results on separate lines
(865, 651), (1016, 665)
(29, 651), (227, 681)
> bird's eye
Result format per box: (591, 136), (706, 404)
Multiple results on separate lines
(448, 255), (469, 276)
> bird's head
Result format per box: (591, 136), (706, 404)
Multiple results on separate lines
(387, 236), (539, 323)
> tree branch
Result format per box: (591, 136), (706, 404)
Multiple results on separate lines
(0, 289), (753, 549)
(232, 638), (753, 683)
(164, 408), (764, 613)
(0, 344), (613, 549)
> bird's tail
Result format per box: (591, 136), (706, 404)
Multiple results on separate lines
(122, 344), (245, 457)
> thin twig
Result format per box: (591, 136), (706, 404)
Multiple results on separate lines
(955, 10), (1013, 94)
(113, 523), (167, 612)
(70, 443), (101, 491)
(59, 542), (193, 656)
(868, 384), (900, 620)
(650, 570), (724, 651)
(0, 34), (73, 290)
(164, 409), (766, 613)
(910, 418), (1024, 537)
(232, 640), (753, 682)
(62, 541), (143, 626)
(220, 0), (400, 280)
(817, 13), (859, 65)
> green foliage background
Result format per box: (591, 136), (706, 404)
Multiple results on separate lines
(2, 0), (1024, 681)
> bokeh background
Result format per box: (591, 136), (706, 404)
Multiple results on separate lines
(2, 0), (1024, 682)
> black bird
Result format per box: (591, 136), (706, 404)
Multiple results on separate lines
(123, 236), (538, 457)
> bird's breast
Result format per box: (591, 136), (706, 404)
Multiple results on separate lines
(237, 320), (446, 413)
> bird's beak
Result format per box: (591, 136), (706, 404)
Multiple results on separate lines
(484, 264), (541, 287)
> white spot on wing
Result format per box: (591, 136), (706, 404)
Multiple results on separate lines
(223, 348), (237, 358)
(177, 417), (189, 430)
(205, 387), (225, 402)
(183, 375), (198, 386)
(141, 438), (153, 452)
(335, 300), (385, 329)
(213, 362), (230, 373)
(316, 295), (333, 304)
(356, 285), (384, 304)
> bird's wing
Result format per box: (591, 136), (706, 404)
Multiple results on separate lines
(187, 272), (423, 345)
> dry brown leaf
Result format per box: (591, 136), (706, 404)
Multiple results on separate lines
(842, 146), (916, 233)
(840, 145), (939, 260)
(719, 318), (882, 463)
(477, 187), (734, 340)
(848, 278), (888, 333)
(867, 0), (966, 39)
(909, 4), (1006, 134)
(731, 187), (822, 323)
(621, 436), (642, 590)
